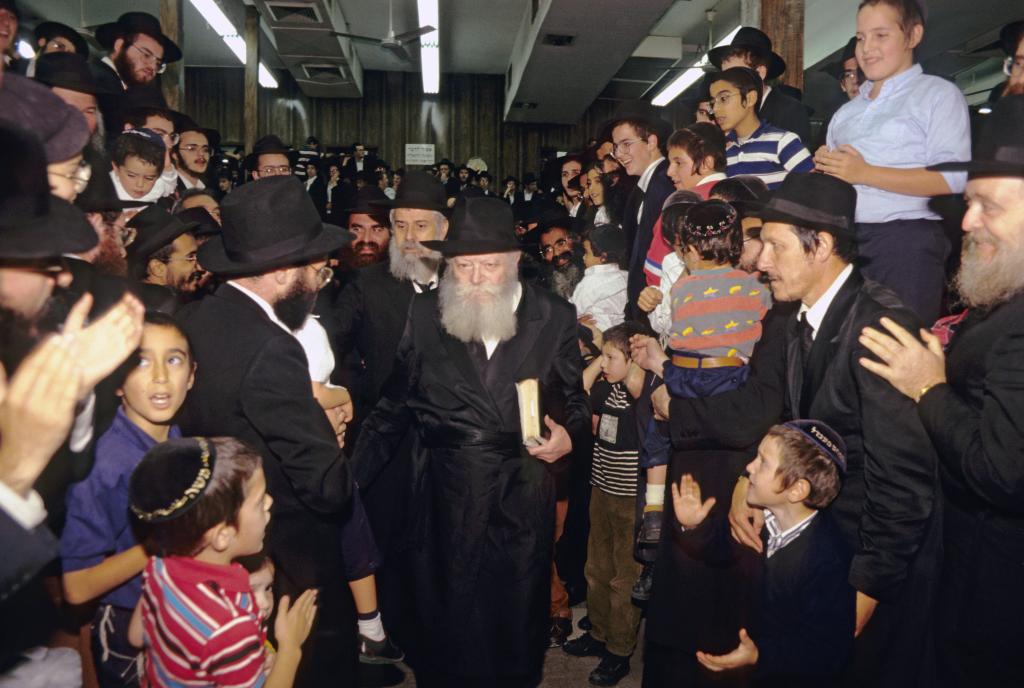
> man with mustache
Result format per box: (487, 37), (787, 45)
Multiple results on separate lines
(124, 205), (206, 312)
(339, 186), (391, 271)
(536, 206), (584, 301)
(177, 175), (358, 687)
(172, 125), (211, 194)
(353, 196), (588, 687)
(857, 95), (1024, 687)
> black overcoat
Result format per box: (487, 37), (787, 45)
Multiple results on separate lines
(760, 88), (812, 145)
(352, 282), (589, 684)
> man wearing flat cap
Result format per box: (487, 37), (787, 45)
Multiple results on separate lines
(857, 95), (1024, 687)
(352, 196), (589, 687)
(719, 172), (941, 687)
(178, 175), (358, 686)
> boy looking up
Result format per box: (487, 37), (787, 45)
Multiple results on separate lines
(815, 0), (970, 324)
(712, 67), (813, 190)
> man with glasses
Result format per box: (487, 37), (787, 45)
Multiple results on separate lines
(90, 12), (181, 143)
(247, 134), (295, 181)
(536, 206), (584, 301)
(173, 126), (211, 193)
(999, 19), (1024, 97)
(125, 205), (206, 310)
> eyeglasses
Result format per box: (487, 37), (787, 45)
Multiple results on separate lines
(709, 91), (739, 109)
(612, 139), (643, 155)
(48, 160), (92, 193)
(841, 70), (859, 82)
(540, 238), (569, 257)
(45, 39), (74, 53)
(697, 107), (715, 119)
(259, 165), (292, 176)
(162, 253), (199, 266)
(129, 42), (167, 74)
(180, 144), (211, 156)
(149, 128), (180, 146)
(311, 264), (333, 288)
(1004, 56), (1024, 76)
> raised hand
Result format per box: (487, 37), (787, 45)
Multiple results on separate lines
(62, 292), (145, 399)
(671, 474), (717, 529)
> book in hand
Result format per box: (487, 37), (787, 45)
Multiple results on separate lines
(516, 378), (543, 447)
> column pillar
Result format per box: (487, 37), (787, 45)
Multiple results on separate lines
(740, 0), (761, 32)
(160, 0), (184, 109)
(760, 0), (805, 90)
(244, 6), (260, 153)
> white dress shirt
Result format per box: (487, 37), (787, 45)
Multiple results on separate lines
(798, 264), (854, 339)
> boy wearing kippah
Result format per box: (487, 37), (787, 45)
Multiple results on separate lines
(674, 421), (855, 686)
(127, 437), (318, 688)
(110, 128), (167, 203)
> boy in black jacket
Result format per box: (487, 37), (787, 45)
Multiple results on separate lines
(673, 420), (854, 686)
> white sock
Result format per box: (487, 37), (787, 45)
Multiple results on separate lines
(357, 612), (386, 641)
(646, 484), (665, 507)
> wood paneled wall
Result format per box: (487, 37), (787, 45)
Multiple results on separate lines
(184, 67), (693, 179)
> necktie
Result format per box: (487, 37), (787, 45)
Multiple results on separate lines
(798, 312), (814, 367)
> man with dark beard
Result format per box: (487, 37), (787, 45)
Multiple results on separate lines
(536, 205), (584, 300)
(177, 175), (358, 688)
(124, 205), (206, 312)
(338, 186), (391, 271)
(353, 196), (589, 687)
(857, 95), (1024, 688)
(90, 12), (180, 143)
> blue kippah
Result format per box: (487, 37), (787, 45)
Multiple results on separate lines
(783, 419), (847, 474)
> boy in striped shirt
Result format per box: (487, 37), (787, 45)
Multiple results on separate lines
(126, 437), (318, 687)
(712, 67), (813, 189)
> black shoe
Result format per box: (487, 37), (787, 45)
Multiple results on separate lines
(359, 633), (404, 665)
(639, 507), (663, 545)
(589, 653), (631, 686)
(578, 615), (592, 631)
(549, 616), (573, 648)
(631, 562), (654, 603)
(563, 632), (606, 657)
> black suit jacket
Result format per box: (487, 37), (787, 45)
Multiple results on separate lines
(305, 176), (328, 218)
(179, 285), (354, 584)
(0, 510), (56, 605)
(327, 180), (357, 226)
(624, 158), (675, 315)
(761, 87), (812, 145)
(341, 156), (380, 183)
(90, 59), (167, 144)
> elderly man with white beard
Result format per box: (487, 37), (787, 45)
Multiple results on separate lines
(352, 196), (590, 688)
(857, 95), (1024, 688)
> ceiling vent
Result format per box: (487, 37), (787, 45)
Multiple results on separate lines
(265, 3), (323, 24)
(542, 33), (575, 47)
(302, 63), (348, 82)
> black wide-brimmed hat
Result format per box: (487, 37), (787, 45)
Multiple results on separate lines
(370, 170), (447, 212)
(0, 194), (97, 259)
(126, 205), (199, 264)
(757, 173), (856, 239)
(535, 205), (572, 234)
(34, 52), (117, 95)
(175, 115), (222, 152)
(244, 134), (294, 170)
(823, 36), (859, 81)
(175, 206), (220, 239)
(422, 196), (518, 257)
(34, 21), (89, 57)
(1000, 20), (1024, 55)
(95, 12), (182, 64)
(599, 99), (672, 148)
(707, 26), (786, 81)
(346, 185), (389, 215)
(929, 95), (1024, 179)
(198, 175), (350, 276)
(75, 162), (148, 213)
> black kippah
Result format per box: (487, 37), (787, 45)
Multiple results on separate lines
(130, 437), (217, 523)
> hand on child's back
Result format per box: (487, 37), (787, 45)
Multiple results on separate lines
(274, 589), (319, 652)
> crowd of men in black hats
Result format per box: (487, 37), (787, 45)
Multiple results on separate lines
(2, 1), (1024, 687)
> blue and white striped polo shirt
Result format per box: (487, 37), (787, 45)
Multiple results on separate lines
(725, 122), (814, 190)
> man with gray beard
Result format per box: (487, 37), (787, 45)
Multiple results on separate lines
(858, 95), (1024, 688)
(353, 197), (589, 687)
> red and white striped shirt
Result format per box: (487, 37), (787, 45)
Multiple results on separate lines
(140, 556), (267, 687)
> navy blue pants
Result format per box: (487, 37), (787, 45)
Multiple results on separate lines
(641, 361), (750, 469)
(340, 485), (380, 581)
(856, 219), (950, 327)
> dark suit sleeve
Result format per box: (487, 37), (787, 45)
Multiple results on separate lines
(0, 510), (57, 603)
(849, 311), (937, 601)
(676, 512), (736, 565)
(918, 328), (1024, 513)
(668, 304), (789, 450)
(350, 315), (418, 487)
(239, 335), (352, 515)
(331, 278), (365, 364)
(550, 305), (591, 445)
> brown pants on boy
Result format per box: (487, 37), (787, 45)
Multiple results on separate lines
(584, 487), (643, 657)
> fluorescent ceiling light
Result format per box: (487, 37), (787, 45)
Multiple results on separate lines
(418, 0), (440, 94)
(16, 39), (35, 59)
(652, 25), (741, 107)
(189, 0), (277, 88)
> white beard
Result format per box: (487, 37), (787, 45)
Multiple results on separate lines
(438, 270), (519, 344)
(953, 233), (1024, 308)
(388, 239), (442, 284)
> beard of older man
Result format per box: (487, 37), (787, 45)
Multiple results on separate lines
(388, 236), (442, 285)
(438, 258), (519, 344)
(272, 276), (319, 331)
(954, 232), (1024, 308)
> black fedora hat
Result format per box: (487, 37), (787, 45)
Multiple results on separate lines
(198, 176), (350, 276)
(34, 21), (89, 57)
(75, 162), (147, 213)
(422, 196), (518, 257)
(34, 52), (117, 95)
(345, 185), (389, 215)
(535, 205), (572, 234)
(95, 12), (182, 64)
(175, 206), (220, 239)
(126, 206), (199, 265)
(757, 173), (856, 239)
(823, 36), (859, 81)
(599, 99), (672, 149)
(371, 170), (447, 212)
(707, 26), (786, 81)
(0, 195), (97, 260)
(244, 134), (294, 170)
(176, 115), (221, 152)
(929, 95), (1024, 179)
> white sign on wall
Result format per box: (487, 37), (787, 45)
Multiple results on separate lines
(405, 143), (436, 166)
